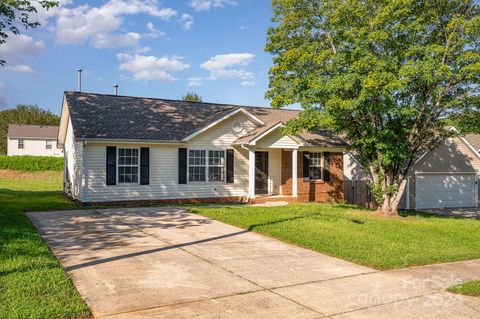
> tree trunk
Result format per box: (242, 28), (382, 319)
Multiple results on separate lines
(376, 179), (407, 216)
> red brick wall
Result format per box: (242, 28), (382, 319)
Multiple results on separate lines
(281, 150), (344, 202)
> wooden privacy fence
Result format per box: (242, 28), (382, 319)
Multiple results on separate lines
(344, 180), (377, 208)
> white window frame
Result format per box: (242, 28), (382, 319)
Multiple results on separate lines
(208, 150), (226, 183)
(309, 152), (323, 181)
(117, 147), (140, 184)
(18, 139), (24, 149)
(188, 149), (207, 183)
(46, 140), (53, 149)
(187, 148), (226, 183)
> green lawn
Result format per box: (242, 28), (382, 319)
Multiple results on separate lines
(448, 280), (480, 297)
(190, 204), (480, 270)
(0, 170), (90, 319)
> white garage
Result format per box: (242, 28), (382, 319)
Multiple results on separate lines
(416, 174), (477, 209)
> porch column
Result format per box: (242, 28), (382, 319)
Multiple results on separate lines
(248, 149), (255, 199)
(292, 149), (298, 197)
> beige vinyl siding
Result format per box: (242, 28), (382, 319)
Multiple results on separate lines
(343, 153), (370, 181)
(7, 137), (63, 156)
(82, 113), (257, 202)
(255, 127), (299, 149)
(415, 137), (480, 173)
(64, 118), (84, 200)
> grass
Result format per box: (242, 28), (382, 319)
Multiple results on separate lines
(190, 204), (480, 270)
(448, 280), (480, 297)
(0, 170), (90, 319)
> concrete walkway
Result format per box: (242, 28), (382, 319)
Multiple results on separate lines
(28, 207), (480, 318)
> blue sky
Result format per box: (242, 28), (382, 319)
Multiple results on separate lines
(0, 0), (276, 115)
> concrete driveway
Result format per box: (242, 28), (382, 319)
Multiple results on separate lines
(421, 208), (480, 219)
(28, 207), (480, 318)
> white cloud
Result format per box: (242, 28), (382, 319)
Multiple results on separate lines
(0, 33), (44, 75)
(188, 77), (204, 87)
(91, 32), (142, 49)
(189, 0), (237, 11)
(0, 34), (44, 59)
(117, 53), (190, 81)
(180, 14), (194, 30)
(4, 64), (37, 75)
(241, 80), (255, 86)
(201, 53), (255, 80)
(52, 0), (177, 48)
(146, 22), (165, 38)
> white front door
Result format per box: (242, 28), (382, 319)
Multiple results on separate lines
(416, 174), (476, 209)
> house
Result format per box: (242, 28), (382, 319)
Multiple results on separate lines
(57, 91), (347, 204)
(7, 124), (63, 157)
(346, 131), (480, 209)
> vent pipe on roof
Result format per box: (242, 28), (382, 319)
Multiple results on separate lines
(114, 84), (118, 95)
(77, 68), (82, 92)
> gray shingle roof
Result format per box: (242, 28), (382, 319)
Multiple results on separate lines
(8, 124), (59, 139)
(64, 91), (346, 147)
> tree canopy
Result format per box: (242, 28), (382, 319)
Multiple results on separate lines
(266, 0), (480, 214)
(181, 92), (203, 102)
(0, 0), (58, 65)
(0, 104), (59, 155)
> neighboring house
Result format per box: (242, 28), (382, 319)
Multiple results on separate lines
(7, 124), (63, 157)
(57, 91), (347, 204)
(346, 130), (480, 209)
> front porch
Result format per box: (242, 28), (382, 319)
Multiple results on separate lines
(247, 148), (300, 201)
(234, 122), (345, 204)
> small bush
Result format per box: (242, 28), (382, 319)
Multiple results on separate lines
(0, 156), (63, 171)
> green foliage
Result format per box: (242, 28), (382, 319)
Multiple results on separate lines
(0, 104), (59, 155)
(0, 0), (59, 65)
(448, 280), (480, 297)
(266, 0), (480, 212)
(450, 109), (480, 134)
(193, 204), (480, 269)
(0, 171), (90, 318)
(0, 156), (63, 171)
(181, 92), (203, 102)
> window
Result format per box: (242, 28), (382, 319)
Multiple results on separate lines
(18, 139), (24, 149)
(309, 152), (323, 180)
(208, 150), (225, 182)
(188, 149), (226, 182)
(46, 140), (53, 149)
(189, 150), (206, 182)
(117, 148), (139, 183)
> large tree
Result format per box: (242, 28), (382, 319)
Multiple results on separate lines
(0, 0), (58, 65)
(266, 0), (480, 215)
(0, 104), (59, 155)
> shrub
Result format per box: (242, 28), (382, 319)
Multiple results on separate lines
(0, 156), (63, 171)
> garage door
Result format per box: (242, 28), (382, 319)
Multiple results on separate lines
(416, 174), (476, 209)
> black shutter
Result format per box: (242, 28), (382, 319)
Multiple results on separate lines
(140, 147), (150, 185)
(226, 149), (234, 183)
(106, 146), (116, 185)
(178, 148), (187, 184)
(323, 152), (330, 181)
(303, 151), (310, 179)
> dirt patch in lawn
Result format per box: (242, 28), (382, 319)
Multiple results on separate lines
(0, 169), (61, 180)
